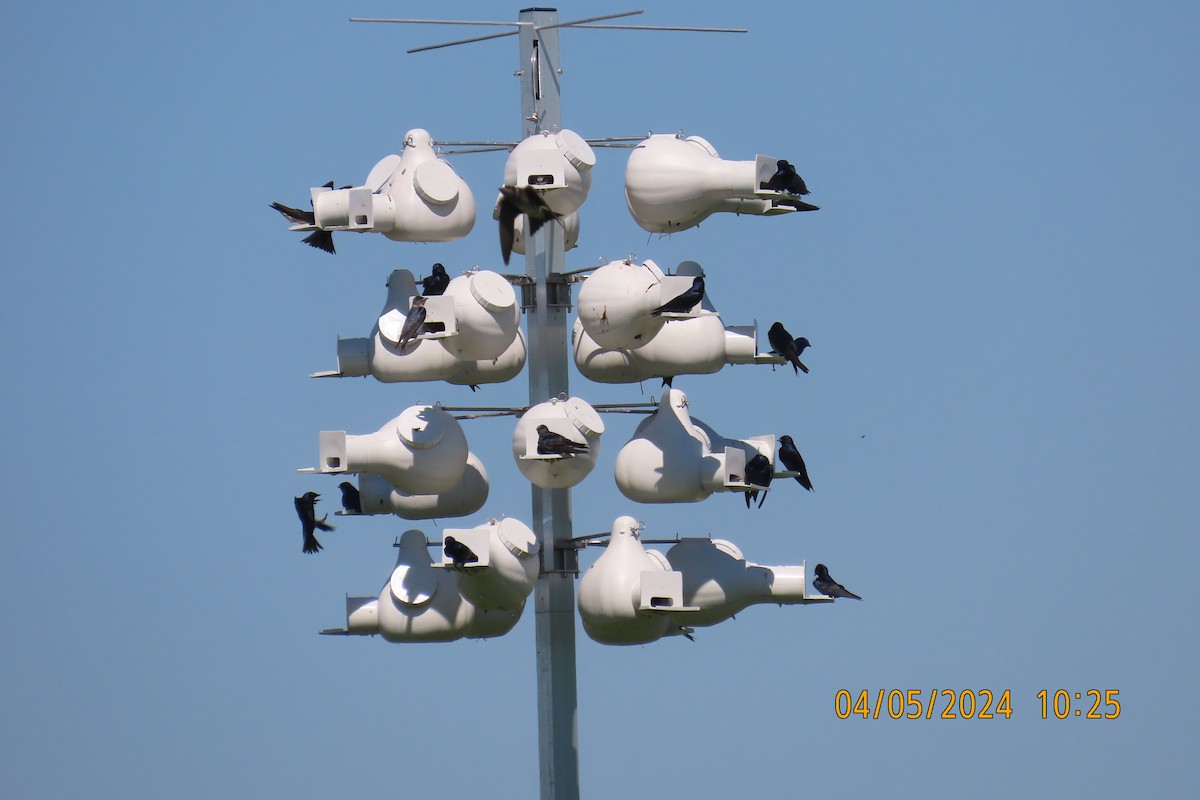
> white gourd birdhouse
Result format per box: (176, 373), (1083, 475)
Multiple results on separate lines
(345, 457), (489, 521)
(624, 133), (815, 233)
(577, 516), (693, 645)
(341, 524), (537, 643)
(317, 268), (527, 387)
(309, 128), (476, 243)
(614, 388), (777, 504)
(512, 396), (605, 489)
(301, 405), (473, 496)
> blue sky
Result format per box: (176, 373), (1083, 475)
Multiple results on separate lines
(2, 1), (1197, 797)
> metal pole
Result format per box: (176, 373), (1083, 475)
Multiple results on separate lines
(519, 9), (581, 800)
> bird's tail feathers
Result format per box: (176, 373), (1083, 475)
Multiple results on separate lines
(302, 229), (335, 254)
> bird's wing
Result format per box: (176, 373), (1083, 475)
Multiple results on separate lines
(498, 200), (517, 265)
(270, 202), (315, 226)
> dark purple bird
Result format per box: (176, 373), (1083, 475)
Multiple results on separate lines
(651, 276), (704, 317)
(338, 481), (362, 513)
(813, 563), (862, 600)
(537, 424), (589, 456)
(768, 322), (810, 374)
(444, 536), (479, 568)
(421, 263), (450, 296)
(778, 435), (813, 491)
(395, 295), (427, 352)
(743, 453), (773, 509)
(497, 186), (564, 265)
(269, 201), (336, 254)
(294, 491), (334, 554)
(763, 160), (810, 196)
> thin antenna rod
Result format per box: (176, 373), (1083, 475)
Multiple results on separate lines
(434, 140), (519, 147)
(565, 24), (747, 33)
(370, 9), (748, 55)
(435, 146), (512, 155)
(407, 30), (521, 53)
(350, 18), (524, 27)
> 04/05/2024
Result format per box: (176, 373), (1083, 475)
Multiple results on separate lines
(834, 689), (1122, 720)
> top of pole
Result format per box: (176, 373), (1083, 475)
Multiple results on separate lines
(349, 10), (745, 54)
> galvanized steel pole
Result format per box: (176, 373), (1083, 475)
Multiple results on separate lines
(518, 9), (581, 800)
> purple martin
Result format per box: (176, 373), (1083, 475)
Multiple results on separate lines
(651, 276), (705, 317)
(768, 322), (810, 374)
(743, 453), (773, 509)
(269, 201), (335, 254)
(762, 160), (810, 196)
(395, 295), (427, 352)
(421, 263), (450, 296)
(497, 185), (564, 265)
(443, 536), (479, 568)
(269, 201), (313, 225)
(813, 563), (862, 600)
(294, 491), (334, 554)
(338, 481), (362, 514)
(536, 424), (589, 456)
(778, 435), (813, 491)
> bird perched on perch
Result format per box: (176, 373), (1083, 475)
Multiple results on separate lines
(294, 491), (334, 554)
(813, 564), (862, 600)
(778, 435), (813, 492)
(536, 424), (589, 456)
(768, 322), (810, 375)
(443, 536), (480, 568)
(651, 276), (705, 316)
(762, 160), (810, 196)
(395, 295), (427, 352)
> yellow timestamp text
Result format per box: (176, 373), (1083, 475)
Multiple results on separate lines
(835, 689), (1013, 719)
(833, 689), (1122, 719)
(1037, 689), (1121, 719)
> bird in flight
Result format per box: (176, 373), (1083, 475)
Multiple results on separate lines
(743, 452), (773, 508)
(269, 201), (336, 254)
(762, 160), (810, 196)
(443, 536), (480, 568)
(536, 424), (589, 456)
(768, 322), (810, 374)
(294, 491), (334, 554)
(338, 481), (362, 514)
(651, 276), (705, 317)
(778, 435), (813, 491)
(421, 263), (450, 296)
(813, 563), (862, 600)
(497, 186), (564, 265)
(269, 182), (338, 253)
(395, 296), (427, 352)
